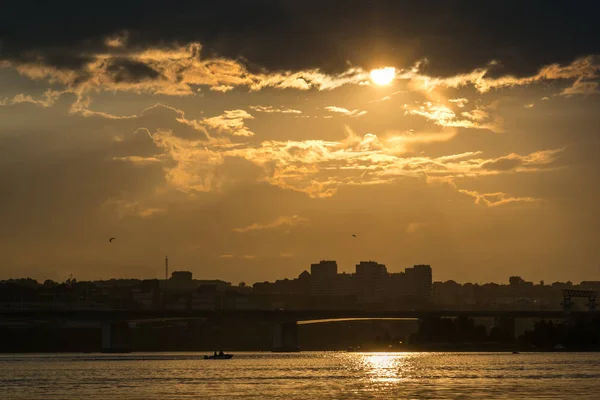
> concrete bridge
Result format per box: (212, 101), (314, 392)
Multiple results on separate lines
(1, 309), (595, 352)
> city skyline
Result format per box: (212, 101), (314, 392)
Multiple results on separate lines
(3, 259), (598, 315)
(1, 257), (595, 289)
(1, 1), (599, 285)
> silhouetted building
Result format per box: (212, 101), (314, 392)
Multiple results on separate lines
(386, 272), (409, 299)
(164, 271), (195, 291)
(336, 272), (355, 296)
(432, 280), (462, 307)
(580, 281), (600, 291)
(189, 285), (257, 310)
(170, 271), (192, 282)
(253, 271), (311, 295)
(191, 284), (219, 309)
(132, 279), (161, 309)
(222, 289), (255, 310)
(311, 260), (338, 295)
(355, 261), (387, 303)
(405, 264), (432, 297)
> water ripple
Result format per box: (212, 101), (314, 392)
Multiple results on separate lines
(2, 352), (600, 399)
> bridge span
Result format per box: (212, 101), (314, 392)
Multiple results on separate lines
(1, 309), (595, 353)
(0, 308), (589, 322)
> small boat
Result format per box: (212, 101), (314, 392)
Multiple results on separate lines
(204, 354), (233, 360)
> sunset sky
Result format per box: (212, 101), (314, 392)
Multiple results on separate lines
(1, 1), (599, 284)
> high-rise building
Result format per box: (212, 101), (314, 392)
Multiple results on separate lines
(404, 264), (432, 297)
(310, 260), (338, 295)
(355, 261), (388, 303)
(170, 271), (193, 282)
(165, 270), (195, 291)
(386, 272), (408, 299)
(336, 272), (356, 296)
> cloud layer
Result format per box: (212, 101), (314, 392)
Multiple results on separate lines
(2, 1), (599, 78)
(1, 1), (599, 284)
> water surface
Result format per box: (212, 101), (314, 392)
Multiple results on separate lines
(2, 352), (599, 399)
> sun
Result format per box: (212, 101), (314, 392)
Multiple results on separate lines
(370, 67), (396, 85)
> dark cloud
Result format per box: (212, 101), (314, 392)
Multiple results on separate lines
(106, 59), (161, 83)
(1, 1), (598, 77)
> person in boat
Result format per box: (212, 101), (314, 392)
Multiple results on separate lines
(213, 351), (217, 357)
(218, 350), (224, 356)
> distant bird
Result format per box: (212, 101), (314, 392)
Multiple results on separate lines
(109, 237), (116, 243)
(352, 234), (357, 238)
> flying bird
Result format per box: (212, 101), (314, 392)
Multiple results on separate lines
(109, 237), (116, 242)
(352, 234), (357, 238)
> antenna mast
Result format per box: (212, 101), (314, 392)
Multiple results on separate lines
(165, 255), (169, 281)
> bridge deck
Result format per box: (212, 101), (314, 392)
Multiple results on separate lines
(0, 309), (595, 322)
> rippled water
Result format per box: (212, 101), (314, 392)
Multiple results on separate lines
(2, 352), (600, 399)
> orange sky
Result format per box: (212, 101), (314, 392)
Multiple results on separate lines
(0, 1), (598, 284)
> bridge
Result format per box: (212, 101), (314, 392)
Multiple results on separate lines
(0, 308), (590, 321)
(2, 308), (597, 352)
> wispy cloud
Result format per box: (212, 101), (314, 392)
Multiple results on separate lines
(202, 109), (255, 137)
(219, 254), (258, 260)
(210, 85), (235, 93)
(448, 98), (469, 108)
(102, 198), (166, 218)
(367, 90), (406, 103)
(112, 156), (163, 165)
(325, 106), (368, 117)
(480, 149), (564, 172)
(111, 111), (565, 202)
(68, 101), (254, 143)
(233, 215), (309, 233)
(104, 32), (128, 48)
(457, 189), (541, 207)
(249, 105), (302, 114)
(400, 56), (600, 96)
(0, 89), (64, 108)
(405, 101), (503, 133)
(96, 99), (568, 204)
(561, 78), (599, 96)
(5, 42), (371, 100)
(221, 127), (563, 200)
(150, 129), (225, 193)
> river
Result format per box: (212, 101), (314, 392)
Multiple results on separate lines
(2, 352), (599, 399)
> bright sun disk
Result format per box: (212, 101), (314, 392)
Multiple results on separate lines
(370, 67), (396, 85)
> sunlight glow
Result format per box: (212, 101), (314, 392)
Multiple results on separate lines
(370, 67), (396, 85)
(362, 353), (407, 384)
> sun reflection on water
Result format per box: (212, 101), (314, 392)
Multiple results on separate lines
(349, 352), (415, 387)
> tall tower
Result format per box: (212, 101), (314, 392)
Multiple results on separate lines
(165, 255), (169, 281)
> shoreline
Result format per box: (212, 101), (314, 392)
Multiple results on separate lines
(2, 348), (600, 354)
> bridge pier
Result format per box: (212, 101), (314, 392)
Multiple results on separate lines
(272, 322), (300, 352)
(101, 322), (132, 353)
